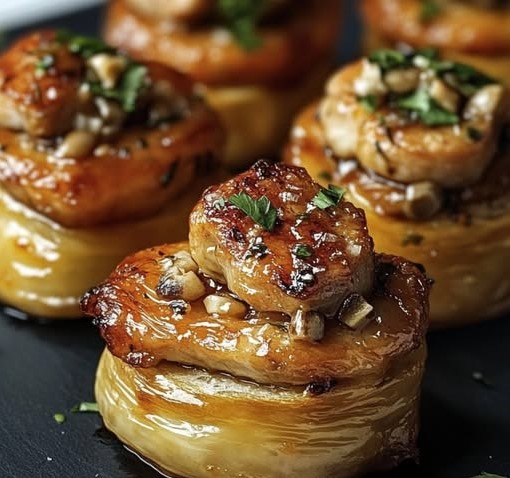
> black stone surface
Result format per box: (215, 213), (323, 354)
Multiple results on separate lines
(0, 2), (509, 478)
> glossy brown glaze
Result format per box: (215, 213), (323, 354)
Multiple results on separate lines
(286, 102), (510, 221)
(362, 0), (510, 54)
(0, 31), (224, 228)
(104, 0), (341, 86)
(0, 31), (84, 137)
(189, 161), (374, 315)
(81, 240), (429, 386)
(0, 102), (222, 228)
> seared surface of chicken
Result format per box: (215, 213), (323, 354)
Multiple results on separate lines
(0, 31), (224, 227)
(189, 160), (374, 315)
(0, 31), (83, 137)
(105, 0), (341, 86)
(82, 241), (429, 386)
(320, 49), (509, 189)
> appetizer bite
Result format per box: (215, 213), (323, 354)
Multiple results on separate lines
(82, 161), (430, 478)
(286, 48), (510, 326)
(361, 0), (510, 85)
(0, 31), (224, 319)
(104, 0), (342, 169)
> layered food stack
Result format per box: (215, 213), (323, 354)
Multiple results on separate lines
(362, 0), (510, 86)
(83, 161), (430, 478)
(104, 0), (342, 168)
(286, 47), (510, 326)
(0, 30), (224, 318)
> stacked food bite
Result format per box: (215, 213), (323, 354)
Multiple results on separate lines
(286, 47), (510, 326)
(0, 30), (224, 318)
(361, 0), (510, 85)
(103, 0), (342, 168)
(2, 2), (508, 476)
(82, 161), (430, 478)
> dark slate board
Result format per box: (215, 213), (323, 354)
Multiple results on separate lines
(0, 2), (509, 477)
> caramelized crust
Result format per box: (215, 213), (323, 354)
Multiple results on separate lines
(362, 0), (510, 54)
(0, 98), (223, 228)
(0, 31), (83, 137)
(189, 160), (374, 315)
(0, 32), (224, 228)
(81, 241), (429, 386)
(104, 0), (341, 86)
(285, 102), (510, 325)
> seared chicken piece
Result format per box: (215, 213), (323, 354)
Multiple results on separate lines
(82, 243), (429, 387)
(320, 52), (510, 189)
(0, 31), (224, 228)
(84, 163), (430, 477)
(189, 160), (374, 316)
(82, 163), (429, 386)
(0, 31), (83, 137)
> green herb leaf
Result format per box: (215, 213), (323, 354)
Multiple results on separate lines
(312, 184), (346, 210)
(71, 402), (99, 413)
(217, 0), (266, 51)
(88, 63), (148, 112)
(295, 244), (312, 259)
(421, 0), (441, 22)
(53, 413), (66, 424)
(397, 88), (459, 126)
(229, 192), (278, 231)
(358, 94), (378, 113)
(56, 30), (114, 58)
(431, 61), (496, 96)
(368, 49), (407, 71)
(35, 54), (55, 75)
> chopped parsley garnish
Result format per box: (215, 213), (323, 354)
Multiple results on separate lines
(358, 94), (378, 113)
(229, 191), (278, 231)
(295, 244), (313, 259)
(88, 63), (148, 112)
(397, 88), (459, 126)
(35, 54), (55, 76)
(56, 30), (147, 113)
(71, 402), (99, 413)
(368, 49), (407, 71)
(312, 185), (346, 210)
(431, 61), (496, 96)
(53, 413), (66, 424)
(56, 30), (114, 58)
(359, 47), (497, 127)
(467, 127), (483, 142)
(421, 0), (441, 22)
(217, 0), (266, 51)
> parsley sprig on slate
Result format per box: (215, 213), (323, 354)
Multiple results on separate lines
(71, 401), (99, 413)
(229, 191), (278, 231)
(312, 185), (346, 210)
(217, 0), (266, 51)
